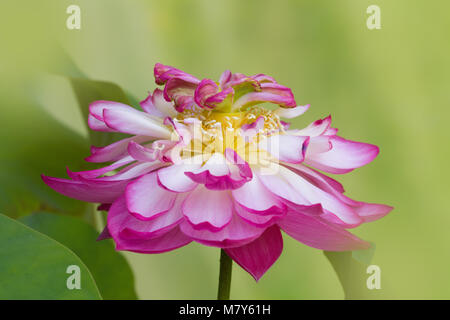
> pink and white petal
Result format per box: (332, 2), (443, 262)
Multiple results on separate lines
(182, 187), (233, 231)
(232, 174), (285, 215)
(103, 107), (171, 138)
(306, 136), (332, 155)
(88, 114), (114, 132)
(278, 211), (371, 251)
(289, 116), (332, 137)
(125, 171), (177, 220)
(259, 134), (309, 164)
(225, 226), (283, 281)
(41, 175), (127, 203)
(89, 100), (132, 121)
(108, 195), (185, 241)
(234, 202), (285, 228)
(258, 166), (362, 226)
(127, 141), (159, 162)
(152, 88), (178, 117)
(274, 104), (310, 119)
(157, 161), (201, 193)
(179, 213), (265, 248)
(305, 136), (379, 174)
(140, 91), (165, 117)
(85, 136), (148, 163)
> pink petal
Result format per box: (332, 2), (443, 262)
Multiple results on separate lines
(278, 211), (371, 251)
(41, 175), (127, 203)
(179, 212), (265, 248)
(108, 195), (185, 241)
(125, 172), (177, 220)
(305, 136), (379, 174)
(234, 202), (285, 227)
(225, 226), (283, 281)
(154, 63), (200, 86)
(182, 187), (233, 231)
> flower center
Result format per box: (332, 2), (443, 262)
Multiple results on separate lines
(174, 106), (284, 161)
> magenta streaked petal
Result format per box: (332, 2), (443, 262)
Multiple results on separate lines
(154, 63), (200, 85)
(225, 226), (283, 281)
(88, 114), (114, 132)
(233, 83), (296, 109)
(125, 171), (177, 220)
(179, 213), (264, 248)
(218, 70), (232, 88)
(274, 104), (310, 119)
(305, 136), (380, 174)
(163, 78), (197, 112)
(182, 187), (233, 231)
(140, 89), (177, 118)
(259, 134), (309, 164)
(41, 175), (127, 203)
(194, 79), (219, 109)
(278, 211), (370, 251)
(103, 107), (171, 138)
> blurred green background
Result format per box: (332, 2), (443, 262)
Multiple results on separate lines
(0, 0), (449, 299)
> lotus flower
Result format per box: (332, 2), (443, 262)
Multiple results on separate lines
(42, 63), (392, 281)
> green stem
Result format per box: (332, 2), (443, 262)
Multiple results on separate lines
(217, 249), (233, 300)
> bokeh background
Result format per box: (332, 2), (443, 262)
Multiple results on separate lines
(1, 0), (449, 299)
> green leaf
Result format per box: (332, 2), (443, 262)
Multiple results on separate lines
(324, 244), (390, 300)
(69, 77), (133, 147)
(20, 212), (137, 300)
(0, 213), (101, 299)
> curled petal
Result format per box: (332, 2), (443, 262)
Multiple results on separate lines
(157, 160), (201, 193)
(274, 104), (310, 119)
(154, 63), (200, 86)
(289, 116), (332, 137)
(233, 83), (296, 110)
(225, 226), (283, 281)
